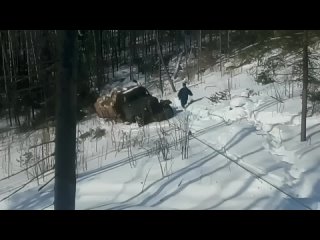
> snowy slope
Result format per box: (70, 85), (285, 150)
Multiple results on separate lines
(1, 50), (320, 210)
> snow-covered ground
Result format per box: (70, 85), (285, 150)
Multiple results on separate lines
(1, 52), (320, 210)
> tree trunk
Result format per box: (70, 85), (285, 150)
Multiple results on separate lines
(148, 31), (151, 54)
(8, 30), (20, 126)
(54, 30), (77, 210)
(123, 31), (126, 63)
(110, 31), (115, 78)
(129, 31), (133, 80)
(220, 31), (222, 76)
(112, 30), (119, 72)
(159, 59), (163, 96)
(117, 30), (121, 65)
(155, 30), (176, 92)
(24, 30), (35, 121)
(39, 31), (51, 128)
(227, 30), (230, 56)
(102, 31), (109, 84)
(1, 36), (12, 126)
(173, 52), (183, 80)
(197, 30), (201, 82)
(184, 36), (190, 82)
(30, 31), (39, 82)
(94, 30), (104, 92)
(143, 30), (147, 86)
(301, 30), (308, 142)
(132, 30), (137, 60)
(171, 35), (174, 53)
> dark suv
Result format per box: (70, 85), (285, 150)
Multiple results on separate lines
(114, 86), (174, 126)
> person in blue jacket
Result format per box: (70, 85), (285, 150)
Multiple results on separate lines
(178, 82), (193, 108)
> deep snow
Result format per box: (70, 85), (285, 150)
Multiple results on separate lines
(1, 50), (320, 210)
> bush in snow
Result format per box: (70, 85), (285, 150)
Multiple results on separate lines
(92, 127), (106, 140)
(256, 71), (275, 85)
(171, 111), (193, 160)
(208, 89), (230, 104)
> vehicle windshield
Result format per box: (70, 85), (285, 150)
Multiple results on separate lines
(123, 87), (149, 102)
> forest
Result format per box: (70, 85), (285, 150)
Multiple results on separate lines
(1, 30), (320, 210)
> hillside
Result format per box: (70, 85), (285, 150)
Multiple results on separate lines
(1, 40), (320, 210)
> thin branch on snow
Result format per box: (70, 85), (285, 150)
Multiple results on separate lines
(38, 175), (55, 192)
(0, 153), (55, 182)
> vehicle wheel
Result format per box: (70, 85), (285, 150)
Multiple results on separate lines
(135, 116), (144, 127)
(163, 106), (174, 119)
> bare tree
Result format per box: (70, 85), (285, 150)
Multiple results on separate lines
(301, 30), (308, 142)
(1, 33), (12, 126)
(94, 30), (104, 91)
(159, 55), (163, 96)
(197, 30), (202, 82)
(155, 30), (176, 92)
(219, 31), (222, 76)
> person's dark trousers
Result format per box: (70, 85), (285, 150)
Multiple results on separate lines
(181, 101), (187, 108)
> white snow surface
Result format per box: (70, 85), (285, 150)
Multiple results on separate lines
(1, 53), (320, 210)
